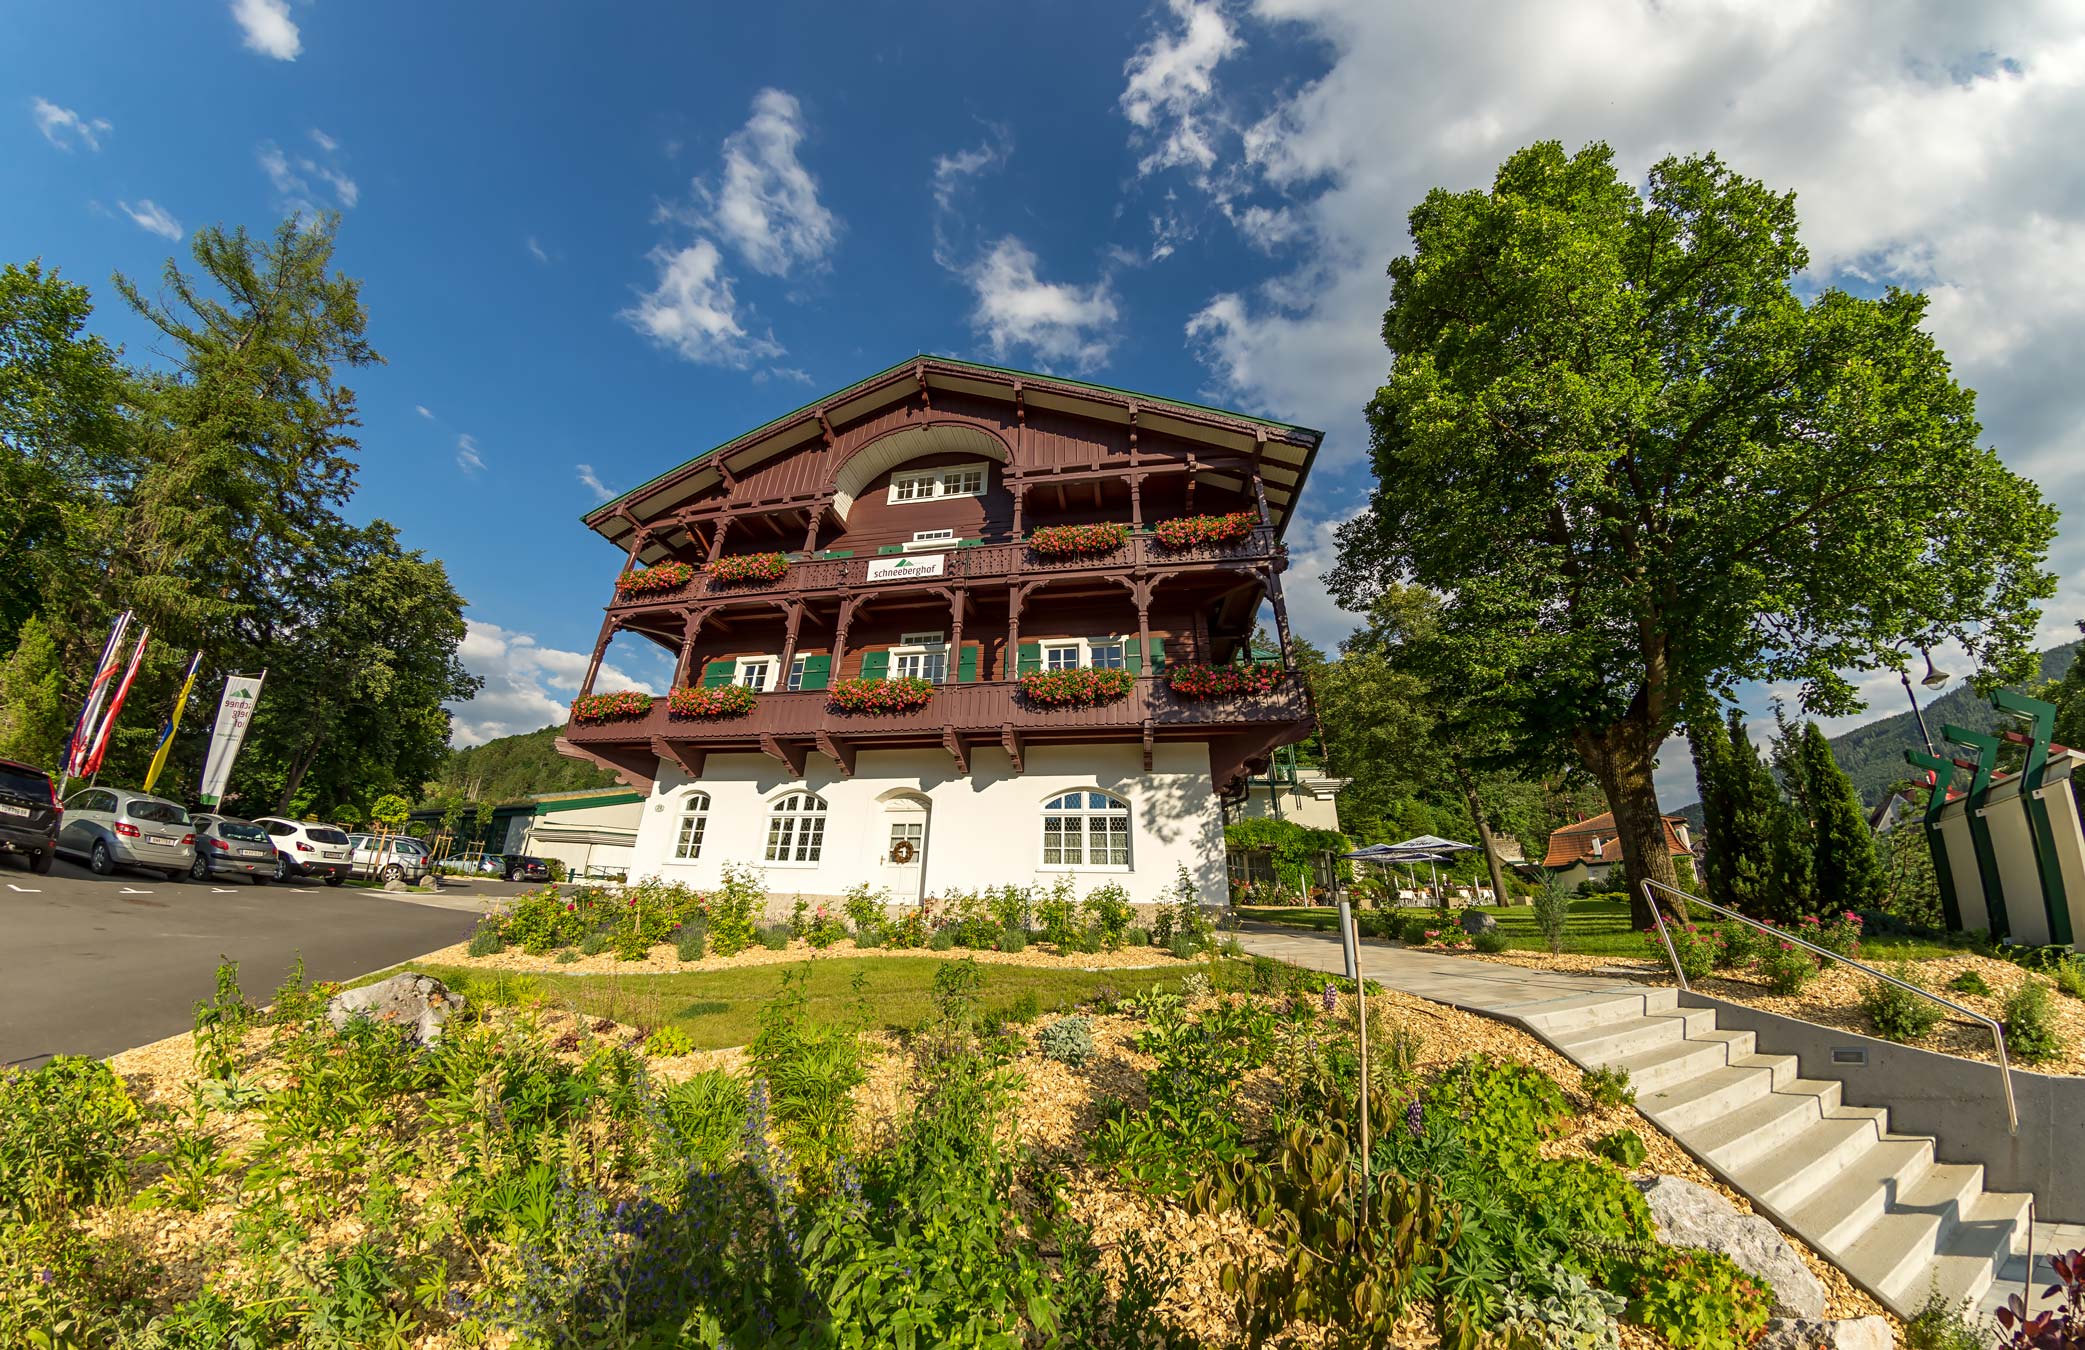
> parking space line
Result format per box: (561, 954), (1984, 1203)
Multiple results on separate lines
(210, 888), (238, 893)
(6, 883), (41, 893)
(119, 887), (154, 895)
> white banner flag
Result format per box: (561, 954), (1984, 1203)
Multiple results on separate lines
(198, 673), (265, 807)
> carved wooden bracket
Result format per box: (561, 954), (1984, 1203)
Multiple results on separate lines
(650, 737), (705, 781)
(1000, 725), (1023, 775)
(815, 731), (855, 778)
(943, 727), (969, 774)
(1142, 719), (1156, 773)
(760, 733), (808, 778)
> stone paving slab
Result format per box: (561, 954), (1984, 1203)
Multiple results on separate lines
(1234, 923), (1641, 1014)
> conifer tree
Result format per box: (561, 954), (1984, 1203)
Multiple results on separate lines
(1722, 712), (1793, 920)
(0, 615), (70, 767)
(1688, 716), (1736, 909)
(1799, 721), (1885, 914)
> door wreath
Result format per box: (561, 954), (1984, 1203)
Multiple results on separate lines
(889, 839), (917, 864)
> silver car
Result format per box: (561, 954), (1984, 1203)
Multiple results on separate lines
(56, 786), (196, 880)
(188, 814), (280, 885)
(347, 833), (431, 883)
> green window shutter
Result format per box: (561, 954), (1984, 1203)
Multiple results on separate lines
(860, 650), (891, 680)
(957, 538), (982, 548)
(798, 653), (831, 691)
(1147, 637), (1166, 669)
(1017, 641), (1042, 677)
(957, 643), (978, 682)
(820, 549), (853, 559)
(1126, 637), (1143, 674)
(700, 659), (734, 688)
(876, 544), (904, 555)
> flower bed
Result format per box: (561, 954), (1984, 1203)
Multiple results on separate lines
(827, 675), (935, 714)
(615, 561), (696, 598)
(1018, 667), (1136, 707)
(706, 551), (790, 585)
(669, 683), (758, 719)
(569, 689), (654, 723)
(1164, 662), (1284, 699)
(1152, 510), (1256, 549)
(1027, 522), (1127, 557)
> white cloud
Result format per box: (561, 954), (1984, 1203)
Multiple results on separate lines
(117, 199), (183, 240)
(621, 240), (782, 367)
(31, 97), (110, 151)
(928, 128), (1013, 270)
(753, 366), (815, 386)
(258, 134), (357, 219)
(697, 88), (838, 276)
(230, 0), (301, 60)
(526, 235), (550, 264)
(449, 620), (664, 746)
(1119, 0), (1240, 180)
(576, 463), (615, 502)
(456, 434), (486, 473)
(964, 236), (1120, 372)
(415, 404), (434, 419)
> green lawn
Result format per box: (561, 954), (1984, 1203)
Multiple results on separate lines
(1236, 899), (1969, 962)
(358, 955), (1202, 1050)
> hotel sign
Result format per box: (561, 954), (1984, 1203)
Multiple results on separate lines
(865, 553), (946, 583)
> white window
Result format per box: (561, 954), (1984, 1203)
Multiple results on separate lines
(1042, 791), (1131, 869)
(765, 792), (828, 864)
(786, 655), (810, 691)
(675, 793), (710, 860)
(1089, 640), (1127, 670)
(887, 819), (924, 862)
(735, 657), (775, 691)
(889, 462), (987, 504)
(903, 528), (958, 551)
(894, 631), (949, 683)
(1039, 637), (1128, 672)
(1042, 642), (1081, 672)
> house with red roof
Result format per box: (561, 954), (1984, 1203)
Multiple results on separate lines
(1542, 811), (1693, 892)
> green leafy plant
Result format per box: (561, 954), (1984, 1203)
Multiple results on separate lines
(1758, 941), (1817, 995)
(1500, 1269), (1627, 1350)
(1581, 1065), (1636, 1110)
(1863, 966), (1944, 1042)
(578, 930), (610, 957)
(1589, 1128), (1649, 1170)
(2004, 978), (2065, 1063)
(705, 862), (764, 956)
(675, 918), (708, 961)
(1947, 969), (1993, 998)
(0, 1056), (139, 1219)
(645, 1025), (697, 1057)
(192, 958), (257, 1082)
(756, 923), (792, 951)
(1038, 1015), (1096, 1067)
(998, 924), (1028, 953)
(1473, 930), (1509, 954)
(842, 883), (887, 946)
(1083, 881), (1134, 948)
(1532, 874), (1573, 954)
(1625, 1247), (1772, 1350)
(750, 967), (865, 1183)
(660, 1070), (748, 1173)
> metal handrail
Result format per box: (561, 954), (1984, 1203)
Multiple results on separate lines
(1639, 878), (2018, 1136)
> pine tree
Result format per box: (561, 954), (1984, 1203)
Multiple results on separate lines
(0, 615), (71, 768)
(1723, 712), (1798, 920)
(1799, 721), (1885, 914)
(1688, 716), (1737, 909)
(1767, 800), (1816, 923)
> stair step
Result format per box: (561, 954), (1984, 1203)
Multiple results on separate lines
(1781, 1136), (1936, 1250)
(1552, 1008), (1720, 1063)
(1636, 1054), (1798, 1131)
(1606, 1028), (1757, 1093)
(1903, 1191), (2034, 1314)
(1685, 1078), (1844, 1171)
(1518, 988), (1678, 1036)
(1829, 1163), (1985, 1299)
(1731, 1110), (1895, 1217)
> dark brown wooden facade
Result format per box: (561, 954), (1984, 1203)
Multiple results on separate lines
(558, 357), (1322, 794)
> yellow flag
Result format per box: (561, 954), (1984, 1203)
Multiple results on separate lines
(142, 651), (204, 794)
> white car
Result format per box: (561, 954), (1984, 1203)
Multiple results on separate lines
(252, 817), (354, 885)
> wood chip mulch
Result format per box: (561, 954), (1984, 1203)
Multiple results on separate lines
(421, 935), (1187, 976)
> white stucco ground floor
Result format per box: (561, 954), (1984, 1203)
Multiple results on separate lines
(627, 740), (1226, 913)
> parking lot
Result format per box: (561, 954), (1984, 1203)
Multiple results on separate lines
(0, 855), (542, 1066)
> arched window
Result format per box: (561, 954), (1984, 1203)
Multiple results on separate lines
(1041, 790), (1130, 869)
(765, 792), (828, 864)
(674, 792), (710, 860)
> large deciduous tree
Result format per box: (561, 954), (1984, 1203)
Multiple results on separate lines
(1331, 142), (2056, 924)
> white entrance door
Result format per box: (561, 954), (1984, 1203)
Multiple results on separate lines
(881, 800), (928, 904)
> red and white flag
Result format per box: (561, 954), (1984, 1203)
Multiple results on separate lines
(66, 611), (132, 777)
(83, 628), (150, 778)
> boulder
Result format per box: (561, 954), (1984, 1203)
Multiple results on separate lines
(383, 878), (411, 892)
(326, 973), (463, 1044)
(1459, 910), (1498, 935)
(1635, 1175), (1826, 1318)
(1755, 1317), (1893, 1350)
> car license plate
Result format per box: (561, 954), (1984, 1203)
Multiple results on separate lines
(150, 834), (180, 846)
(322, 849), (346, 861)
(0, 803), (28, 817)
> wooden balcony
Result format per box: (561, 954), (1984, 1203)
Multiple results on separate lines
(556, 675), (1313, 792)
(605, 526), (1282, 614)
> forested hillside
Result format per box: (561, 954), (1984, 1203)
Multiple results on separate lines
(427, 725), (615, 804)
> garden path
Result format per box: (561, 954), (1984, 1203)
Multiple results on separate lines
(1231, 921), (1640, 1018)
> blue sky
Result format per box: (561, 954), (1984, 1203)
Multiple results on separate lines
(9, 2), (2085, 805)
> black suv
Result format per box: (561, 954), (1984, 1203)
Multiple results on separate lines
(0, 759), (61, 874)
(500, 855), (552, 883)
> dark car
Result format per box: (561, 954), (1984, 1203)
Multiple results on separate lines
(0, 759), (61, 874)
(188, 814), (280, 885)
(500, 854), (552, 883)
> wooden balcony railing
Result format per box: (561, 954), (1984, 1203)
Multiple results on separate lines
(606, 526), (1281, 612)
(562, 675), (1311, 746)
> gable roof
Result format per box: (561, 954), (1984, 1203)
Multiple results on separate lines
(1542, 811), (1692, 867)
(581, 354), (1324, 548)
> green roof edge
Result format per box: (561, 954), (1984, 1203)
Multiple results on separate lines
(580, 354), (1323, 526)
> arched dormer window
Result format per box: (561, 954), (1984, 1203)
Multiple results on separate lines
(1041, 790), (1130, 870)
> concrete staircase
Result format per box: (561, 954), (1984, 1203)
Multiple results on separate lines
(1517, 986), (2033, 1319)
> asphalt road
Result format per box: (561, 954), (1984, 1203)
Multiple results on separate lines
(0, 855), (535, 1066)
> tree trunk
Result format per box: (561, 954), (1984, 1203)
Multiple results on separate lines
(1451, 758), (1511, 908)
(1576, 715), (1678, 929)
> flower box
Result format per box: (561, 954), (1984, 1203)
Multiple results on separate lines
(1019, 667), (1136, 707)
(827, 676), (935, 714)
(614, 561), (695, 599)
(706, 552), (790, 585)
(1153, 511), (1257, 549)
(668, 684), (757, 719)
(570, 690), (654, 724)
(1164, 663), (1285, 699)
(1027, 523), (1127, 558)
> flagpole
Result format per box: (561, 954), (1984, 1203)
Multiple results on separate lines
(143, 650), (205, 795)
(57, 611), (130, 800)
(85, 628), (150, 788)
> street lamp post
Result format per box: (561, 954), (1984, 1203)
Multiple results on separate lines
(1900, 648), (1951, 758)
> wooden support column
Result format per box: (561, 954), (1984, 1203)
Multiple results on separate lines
(706, 516), (732, 565)
(948, 587), (965, 681)
(1251, 469), (1272, 528)
(1265, 565), (1295, 667)
(1005, 584), (1027, 680)
(622, 527), (650, 575)
(673, 608), (706, 688)
(1186, 455), (1198, 512)
(1130, 473), (1144, 530)
(778, 602), (804, 686)
(1010, 480), (1024, 541)
(580, 616), (618, 699)
(833, 596), (857, 679)
(1134, 581), (1152, 679)
(801, 500), (826, 555)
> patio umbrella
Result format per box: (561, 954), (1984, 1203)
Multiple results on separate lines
(1343, 845), (1447, 902)
(1390, 834), (1482, 901)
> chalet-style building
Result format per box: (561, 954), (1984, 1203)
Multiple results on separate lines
(1542, 811), (1694, 892)
(555, 357), (1322, 908)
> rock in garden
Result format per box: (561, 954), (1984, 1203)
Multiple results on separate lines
(326, 973), (463, 1044)
(1754, 1316), (1892, 1350)
(383, 878), (411, 892)
(1635, 1175), (1826, 1318)
(1459, 910), (1498, 935)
